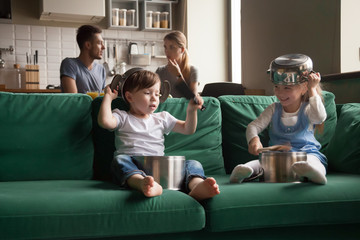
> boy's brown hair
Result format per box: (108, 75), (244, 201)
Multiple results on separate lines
(122, 70), (161, 102)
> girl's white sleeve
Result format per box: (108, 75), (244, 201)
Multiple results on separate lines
(246, 103), (275, 144)
(305, 94), (327, 124)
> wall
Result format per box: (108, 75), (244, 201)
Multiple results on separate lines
(341, 0), (360, 72)
(241, 0), (341, 95)
(0, 0), (168, 89)
(187, 0), (228, 92)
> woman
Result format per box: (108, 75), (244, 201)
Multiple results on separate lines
(156, 31), (199, 97)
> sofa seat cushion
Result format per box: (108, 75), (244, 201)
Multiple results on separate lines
(202, 174), (360, 232)
(0, 92), (93, 181)
(0, 180), (205, 239)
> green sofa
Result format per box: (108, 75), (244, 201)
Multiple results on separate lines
(0, 91), (359, 240)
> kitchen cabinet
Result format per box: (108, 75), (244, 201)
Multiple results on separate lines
(0, 0), (12, 23)
(40, 0), (105, 23)
(107, 0), (175, 31)
(140, 0), (172, 31)
(107, 0), (139, 30)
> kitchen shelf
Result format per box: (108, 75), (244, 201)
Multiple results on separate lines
(106, 0), (176, 31)
(107, 0), (139, 30)
(140, 0), (172, 31)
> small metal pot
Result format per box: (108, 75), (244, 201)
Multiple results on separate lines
(260, 151), (307, 182)
(268, 53), (313, 85)
(136, 156), (185, 190)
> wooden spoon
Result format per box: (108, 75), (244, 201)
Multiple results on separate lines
(259, 145), (292, 152)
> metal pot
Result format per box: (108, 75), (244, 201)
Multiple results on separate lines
(136, 156), (185, 190)
(260, 151), (307, 182)
(268, 53), (313, 85)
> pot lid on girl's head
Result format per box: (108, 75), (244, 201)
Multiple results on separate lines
(273, 54), (310, 67)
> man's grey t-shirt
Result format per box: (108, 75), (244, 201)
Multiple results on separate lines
(60, 57), (106, 93)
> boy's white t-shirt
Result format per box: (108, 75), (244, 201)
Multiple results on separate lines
(111, 109), (178, 156)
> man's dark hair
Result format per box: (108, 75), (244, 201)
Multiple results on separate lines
(76, 25), (102, 50)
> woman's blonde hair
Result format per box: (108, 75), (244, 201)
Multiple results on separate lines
(164, 31), (191, 81)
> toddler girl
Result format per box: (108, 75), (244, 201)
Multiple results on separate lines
(230, 54), (327, 185)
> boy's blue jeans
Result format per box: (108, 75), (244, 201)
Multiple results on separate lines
(111, 155), (206, 193)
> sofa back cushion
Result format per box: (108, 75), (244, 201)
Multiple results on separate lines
(0, 93), (94, 181)
(92, 97), (225, 181)
(219, 91), (337, 173)
(159, 97), (225, 175)
(326, 103), (360, 174)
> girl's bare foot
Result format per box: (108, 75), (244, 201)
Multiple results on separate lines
(189, 177), (220, 201)
(142, 176), (163, 197)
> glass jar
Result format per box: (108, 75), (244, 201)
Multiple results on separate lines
(153, 11), (160, 28)
(146, 11), (153, 28)
(160, 12), (169, 28)
(127, 9), (135, 26)
(119, 9), (127, 26)
(112, 8), (119, 26)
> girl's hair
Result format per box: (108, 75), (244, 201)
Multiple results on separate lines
(301, 83), (325, 134)
(164, 31), (191, 81)
(122, 70), (160, 102)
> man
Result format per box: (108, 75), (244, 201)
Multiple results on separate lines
(60, 25), (106, 93)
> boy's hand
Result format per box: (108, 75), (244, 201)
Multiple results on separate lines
(248, 137), (263, 156)
(104, 85), (118, 100)
(188, 94), (204, 111)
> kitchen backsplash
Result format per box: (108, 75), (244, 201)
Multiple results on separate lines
(0, 23), (167, 89)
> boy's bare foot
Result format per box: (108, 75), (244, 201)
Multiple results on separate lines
(141, 176), (163, 197)
(189, 177), (220, 201)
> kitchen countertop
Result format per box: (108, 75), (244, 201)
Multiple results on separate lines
(0, 85), (61, 93)
(1, 85), (265, 95)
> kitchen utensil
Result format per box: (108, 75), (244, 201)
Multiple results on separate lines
(129, 42), (138, 54)
(268, 53), (314, 85)
(128, 54), (151, 66)
(25, 64), (39, 89)
(260, 151), (307, 182)
(259, 145), (291, 152)
(110, 68), (170, 103)
(135, 156), (185, 190)
(103, 41), (113, 77)
(175, 79), (206, 111)
(35, 50), (38, 65)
